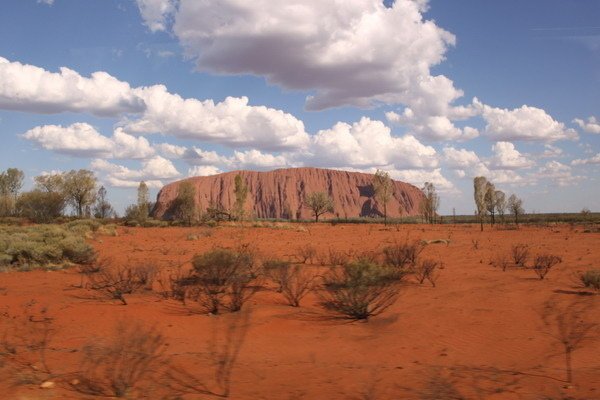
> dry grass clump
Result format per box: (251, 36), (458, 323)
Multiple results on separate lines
(511, 243), (529, 267)
(382, 241), (423, 270)
(491, 253), (509, 271)
(186, 248), (259, 314)
(319, 260), (402, 320)
(263, 259), (316, 307)
(578, 270), (600, 291)
(87, 262), (157, 305)
(414, 259), (440, 287)
(0, 225), (95, 270)
(532, 254), (562, 280)
(295, 244), (317, 264)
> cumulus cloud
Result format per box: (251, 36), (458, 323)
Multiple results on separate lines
(540, 144), (563, 158)
(37, 0), (54, 5)
(188, 165), (222, 177)
(307, 117), (438, 170)
(124, 86), (310, 150)
(0, 57), (144, 116)
(573, 116), (600, 134)
(572, 153), (600, 166)
(535, 161), (584, 187)
(475, 99), (578, 142)
(137, 0), (457, 112)
(22, 123), (155, 159)
(489, 142), (535, 170)
(91, 156), (180, 188)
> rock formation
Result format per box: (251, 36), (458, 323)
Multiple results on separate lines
(152, 167), (424, 220)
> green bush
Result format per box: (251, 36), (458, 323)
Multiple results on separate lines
(0, 224), (96, 270)
(579, 270), (600, 291)
(319, 260), (401, 320)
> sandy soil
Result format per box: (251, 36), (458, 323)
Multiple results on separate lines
(1, 223), (599, 399)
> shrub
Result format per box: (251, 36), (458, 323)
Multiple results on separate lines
(413, 259), (440, 287)
(0, 225), (95, 269)
(511, 243), (529, 267)
(264, 260), (316, 307)
(532, 254), (562, 280)
(319, 260), (400, 320)
(190, 249), (258, 314)
(383, 241), (423, 270)
(296, 244), (317, 264)
(579, 270), (600, 291)
(16, 190), (65, 223)
(88, 264), (146, 305)
(491, 253), (509, 271)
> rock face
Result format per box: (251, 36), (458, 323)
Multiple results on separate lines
(152, 167), (424, 220)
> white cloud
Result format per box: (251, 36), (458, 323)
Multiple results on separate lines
(123, 85), (310, 151)
(489, 142), (535, 170)
(188, 165), (222, 177)
(139, 0), (457, 112)
(540, 144), (563, 158)
(37, 0), (54, 5)
(442, 147), (481, 169)
(572, 153), (600, 166)
(573, 116), (600, 134)
(307, 117), (438, 169)
(0, 57), (143, 116)
(389, 168), (455, 192)
(535, 161), (584, 187)
(475, 99), (578, 142)
(91, 156), (180, 188)
(135, 0), (176, 32)
(22, 123), (155, 159)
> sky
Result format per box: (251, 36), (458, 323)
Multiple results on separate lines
(0, 0), (599, 215)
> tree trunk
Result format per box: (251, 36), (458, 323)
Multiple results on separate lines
(480, 215), (484, 232)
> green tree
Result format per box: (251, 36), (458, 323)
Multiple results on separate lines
(372, 169), (393, 225)
(484, 181), (496, 225)
(473, 176), (488, 231)
(420, 182), (439, 224)
(174, 181), (197, 225)
(507, 194), (524, 226)
(305, 192), (333, 222)
(35, 174), (64, 193)
(233, 174), (249, 221)
(0, 168), (24, 216)
(94, 186), (115, 219)
(137, 181), (150, 222)
(16, 190), (65, 223)
(495, 190), (507, 224)
(62, 170), (97, 217)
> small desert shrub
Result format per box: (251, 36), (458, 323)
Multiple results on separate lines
(264, 260), (316, 307)
(0, 225), (95, 269)
(383, 241), (423, 270)
(319, 248), (350, 266)
(471, 239), (479, 250)
(579, 270), (600, 291)
(190, 248), (258, 314)
(131, 263), (158, 290)
(511, 243), (529, 267)
(319, 260), (401, 320)
(88, 264), (146, 305)
(532, 254), (562, 280)
(296, 244), (317, 264)
(491, 253), (509, 271)
(413, 259), (440, 287)
(75, 321), (166, 398)
(156, 266), (194, 304)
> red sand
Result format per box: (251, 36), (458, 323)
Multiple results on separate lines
(1, 223), (599, 399)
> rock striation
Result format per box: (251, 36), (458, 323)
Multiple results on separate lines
(152, 167), (424, 220)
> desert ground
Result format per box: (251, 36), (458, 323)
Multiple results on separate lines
(1, 223), (599, 399)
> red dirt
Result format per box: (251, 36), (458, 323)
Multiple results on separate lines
(1, 223), (599, 399)
(152, 167), (424, 220)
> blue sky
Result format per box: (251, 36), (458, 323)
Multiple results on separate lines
(0, 0), (598, 215)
